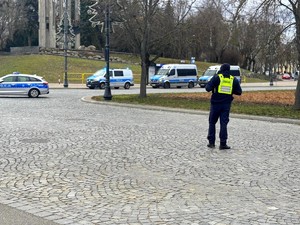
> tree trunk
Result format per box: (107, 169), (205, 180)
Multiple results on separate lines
(294, 80), (300, 110)
(28, 36), (32, 46)
(294, 13), (300, 109)
(139, 3), (151, 99)
(140, 58), (148, 98)
(139, 43), (149, 98)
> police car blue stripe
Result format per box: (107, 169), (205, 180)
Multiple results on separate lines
(0, 83), (48, 89)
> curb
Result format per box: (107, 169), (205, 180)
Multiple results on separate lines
(81, 96), (300, 126)
(49, 81), (297, 89)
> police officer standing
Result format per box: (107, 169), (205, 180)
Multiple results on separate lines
(205, 63), (242, 150)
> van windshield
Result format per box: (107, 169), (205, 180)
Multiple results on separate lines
(203, 70), (217, 76)
(202, 69), (240, 77)
(157, 68), (170, 75)
(94, 69), (113, 77)
(94, 69), (106, 77)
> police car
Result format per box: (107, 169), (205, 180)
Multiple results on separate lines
(0, 72), (49, 98)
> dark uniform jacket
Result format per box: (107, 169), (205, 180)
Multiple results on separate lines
(205, 70), (242, 104)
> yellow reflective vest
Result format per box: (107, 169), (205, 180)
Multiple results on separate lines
(218, 74), (234, 94)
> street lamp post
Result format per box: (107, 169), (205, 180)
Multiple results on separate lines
(270, 62), (274, 86)
(270, 24), (280, 86)
(88, 1), (114, 100)
(103, 3), (112, 100)
(270, 72), (274, 86)
(63, 0), (68, 88)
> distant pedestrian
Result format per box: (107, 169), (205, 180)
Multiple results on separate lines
(205, 63), (242, 150)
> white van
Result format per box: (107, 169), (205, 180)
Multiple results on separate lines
(198, 65), (241, 88)
(293, 71), (299, 81)
(149, 64), (198, 88)
(86, 68), (134, 89)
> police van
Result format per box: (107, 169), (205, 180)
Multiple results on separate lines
(198, 65), (241, 88)
(149, 64), (198, 88)
(86, 68), (134, 89)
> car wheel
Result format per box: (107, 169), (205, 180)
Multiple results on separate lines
(28, 88), (40, 98)
(188, 82), (194, 88)
(163, 82), (170, 89)
(99, 82), (105, 89)
(124, 82), (130, 89)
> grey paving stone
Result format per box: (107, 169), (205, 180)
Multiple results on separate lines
(0, 89), (299, 224)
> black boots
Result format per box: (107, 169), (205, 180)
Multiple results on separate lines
(219, 143), (231, 150)
(207, 143), (215, 148)
(207, 142), (231, 150)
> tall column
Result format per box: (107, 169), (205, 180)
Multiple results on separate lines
(74, 0), (80, 49)
(39, 0), (80, 49)
(39, 0), (56, 48)
(38, 0), (46, 47)
(48, 0), (56, 48)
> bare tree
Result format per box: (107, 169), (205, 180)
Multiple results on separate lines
(116, 0), (196, 98)
(0, 0), (27, 50)
(0, 0), (10, 49)
(258, 0), (299, 109)
(277, 0), (300, 109)
(205, 0), (248, 63)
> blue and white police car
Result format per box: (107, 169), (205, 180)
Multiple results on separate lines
(0, 72), (49, 98)
(86, 68), (134, 89)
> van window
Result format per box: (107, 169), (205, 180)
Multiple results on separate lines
(157, 69), (169, 75)
(169, 69), (175, 76)
(230, 70), (240, 77)
(177, 69), (197, 76)
(109, 71), (113, 77)
(203, 70), (218, 76)
(217, 70), (240, 77)
(114, 71), (124, 77)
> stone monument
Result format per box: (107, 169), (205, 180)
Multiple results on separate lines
(38, 0), (80, 49)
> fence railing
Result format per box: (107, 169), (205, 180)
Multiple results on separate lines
(60, 72), (140, 84)
(60, 73), (93, 84)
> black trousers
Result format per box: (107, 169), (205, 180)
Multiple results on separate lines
(207, 103), (231, 144)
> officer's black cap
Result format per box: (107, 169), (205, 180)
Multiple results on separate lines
(220, 63), (230, 72)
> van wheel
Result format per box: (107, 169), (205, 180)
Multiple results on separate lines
(188, 82), (194, 88)
(124, 82), (131, 89)
(163, 82), (170, 89)
(99, 82), (105, 89)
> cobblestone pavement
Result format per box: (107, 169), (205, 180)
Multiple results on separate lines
(0, 89), (299, 225)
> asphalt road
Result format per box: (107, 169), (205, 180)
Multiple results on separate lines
(0, 85), (299, 225)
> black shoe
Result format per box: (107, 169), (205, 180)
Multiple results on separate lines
(207, 143), (215, 148)
(219, 145), (231, 150)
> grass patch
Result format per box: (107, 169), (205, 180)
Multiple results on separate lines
(0, 54), (141, 83)
(92, 90), (300, 119)
(1, 54), (259, 84)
